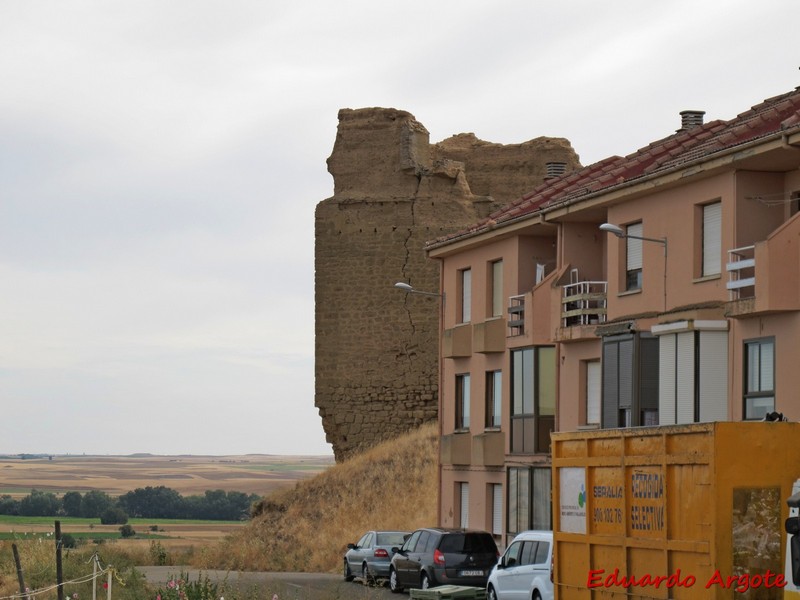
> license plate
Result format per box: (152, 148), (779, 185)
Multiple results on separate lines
(459, 570), (483, 577)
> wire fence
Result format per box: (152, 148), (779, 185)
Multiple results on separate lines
(3, 552), (124, 600)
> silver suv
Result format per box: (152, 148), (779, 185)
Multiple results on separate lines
(486, 530), (553, 600)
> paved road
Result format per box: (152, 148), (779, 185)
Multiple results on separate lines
(138, 566), (398, 599)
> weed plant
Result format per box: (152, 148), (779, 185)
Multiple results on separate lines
(196, 422), (438, 573)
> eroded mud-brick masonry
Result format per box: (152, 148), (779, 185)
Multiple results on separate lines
(315, 107), (580, 460)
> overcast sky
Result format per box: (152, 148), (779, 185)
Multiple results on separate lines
(1, 1), (797, 456)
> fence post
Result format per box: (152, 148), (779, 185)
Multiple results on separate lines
(12, 543), (30, 600)
(55, 520), (64, 600)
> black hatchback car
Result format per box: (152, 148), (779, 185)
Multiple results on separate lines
(389, 527), (499, 592)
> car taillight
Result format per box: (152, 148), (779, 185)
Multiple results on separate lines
(433, 549), (446, 566)
(550, 553), (554, 583)
(374, 548), (389, 558)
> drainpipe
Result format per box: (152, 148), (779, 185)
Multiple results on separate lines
(436, 257), (445, 528)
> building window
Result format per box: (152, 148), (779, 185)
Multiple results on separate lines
(485, 370), (502, 428)
(702, 202), (721, 276)
(490, 260), (503, 318)
(626, 222), (643, 291)
(490, 483), (503, 537)
(456, 374), (471, 430)
(744, 338), (775, 420)
(602, 333), (659, 428)
(585, 360), (601, 426)
(507, 467), (551, 535)
(458, 482), (469, 528)
(511, 347), (555, 454)
(657, 329), (728, 424)
(459, 268), (472, 323)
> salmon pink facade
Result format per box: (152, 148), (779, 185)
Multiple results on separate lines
(427, 88), (800, 546)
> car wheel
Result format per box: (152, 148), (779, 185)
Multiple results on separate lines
(487, 585), (498, 600)
(361, 563), (373, 586)
(532, 591), (542, 600)
(421, 572), (431, 589)
(389, 568), (403, 593)
(343, 560), (354, 582)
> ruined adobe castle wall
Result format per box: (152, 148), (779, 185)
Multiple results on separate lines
(315, 108), (579, 461)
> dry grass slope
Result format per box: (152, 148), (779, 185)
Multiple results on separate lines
(197, 422), (438, 573)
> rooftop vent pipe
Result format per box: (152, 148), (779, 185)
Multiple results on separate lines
(678, 110), (705, 131)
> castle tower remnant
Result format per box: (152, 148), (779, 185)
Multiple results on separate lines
(315, 107), (580, 461)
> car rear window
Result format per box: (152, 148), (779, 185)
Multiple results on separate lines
(439, 533), (497, 554)
(377, 532), (407, 546)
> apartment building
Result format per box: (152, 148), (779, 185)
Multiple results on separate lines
(425, 87), (800, 545)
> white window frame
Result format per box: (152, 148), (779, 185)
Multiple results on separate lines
(744, 338), (775, 420)
(456, 373), (471, 430)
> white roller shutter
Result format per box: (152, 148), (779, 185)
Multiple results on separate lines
(461, 269), (472, 323)
(703, 203), (722, 276)
(699, 331), (728, 421)
(659, 334), (677, 425)
(676, 332), (695, 424)
(460, 483), (469, 528)
(492, 484), (502, 535)
(586, 361), (601, 425)
(627, 223), (643, 271)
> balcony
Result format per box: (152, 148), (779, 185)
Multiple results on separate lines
(554, 280), (606, 342)
(726, 218), (800, 316)
(561, 281), (607, 327)
(441, 432), (471, 466)
(726, 245), (755, 301)
(508, 295), (525, 336)
(473, 317), (505, 353)
(443, 324), (472, 358)
(472, 431), (505, 467)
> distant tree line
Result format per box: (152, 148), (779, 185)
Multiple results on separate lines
(0, 486), (260, 522)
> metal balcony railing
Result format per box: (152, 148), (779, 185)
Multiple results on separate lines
(561, 281), (607, 327)
(508, 295), (525, 336)
(726, 245), (755, 300)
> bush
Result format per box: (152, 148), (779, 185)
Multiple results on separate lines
(100, 507), (129, 525)
(149, 541), (169, 566)
(119, 525), (136, 538)
(61, 533), (78, 549)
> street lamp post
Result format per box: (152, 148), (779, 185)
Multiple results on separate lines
(600, 223), (668, 312)
(394, 281), (445, 526)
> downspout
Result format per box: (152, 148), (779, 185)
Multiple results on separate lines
(554, 222), (564, 436)
(435, 256), (445, 528)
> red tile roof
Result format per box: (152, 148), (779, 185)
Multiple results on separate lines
(427, 86), (800, 249)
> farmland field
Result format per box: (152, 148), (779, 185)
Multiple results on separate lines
(0, 454), (333, 497)
(0, 454), (334, 550)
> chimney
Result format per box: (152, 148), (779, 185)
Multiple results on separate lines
(678, 110), (705, 131)
(545, 161), (567, 179)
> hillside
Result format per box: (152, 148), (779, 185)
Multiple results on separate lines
(196, 422), (439, 573)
